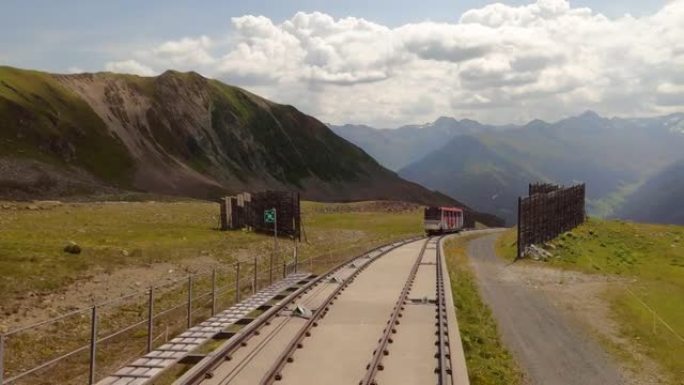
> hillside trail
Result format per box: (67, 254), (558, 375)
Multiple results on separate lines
(466, 233), (629, 385)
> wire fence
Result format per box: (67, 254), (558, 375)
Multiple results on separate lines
(623, 286), (684, 344)
(0, 235), (410, 385)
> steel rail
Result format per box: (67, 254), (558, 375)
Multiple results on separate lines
(176, 238), (418, 385)
(435, 237), (451, 384)
(257, 239), (423, 385)
(358, 237), (432, 385)
(211, 267), (336, 385)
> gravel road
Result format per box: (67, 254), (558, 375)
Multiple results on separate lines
(467, 233), (625, 385)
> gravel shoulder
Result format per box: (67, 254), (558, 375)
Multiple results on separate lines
(467, 233), (625, 385)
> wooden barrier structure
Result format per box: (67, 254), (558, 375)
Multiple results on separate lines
(529, 182), (561, 195)
(517, 183), (586, 259)
(220, 191), (301, 240)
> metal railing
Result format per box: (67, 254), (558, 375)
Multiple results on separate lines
(0, 234), (415, 385)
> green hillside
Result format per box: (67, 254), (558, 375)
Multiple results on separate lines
(0, 66), (135, 186)
(0, 66), (472, 212)
(616, 159), (684, 225)
(400, 135), (542, 223)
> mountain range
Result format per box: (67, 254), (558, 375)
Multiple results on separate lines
(615, 159), (684, 225)
(332, 112), (684, 225)
(330, 118), (508, 171)
(0, 66), (505, 226)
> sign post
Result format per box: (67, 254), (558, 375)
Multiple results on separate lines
(264, 208), (278, 283)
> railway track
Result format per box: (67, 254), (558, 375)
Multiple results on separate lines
(174, 235), (465, 385)
(174, 238), (417, 385)
(360, 236), (452, 385)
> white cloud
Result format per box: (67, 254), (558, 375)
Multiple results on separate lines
(105, 59), (156, 76)
(102, 0), (684, 127)
(66, 66), (85, 74)
(153, 36), (215, 67)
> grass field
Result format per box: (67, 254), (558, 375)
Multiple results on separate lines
(444, 235), (523, 385)
(496, 219), (684, 383)
(0, 200), (422, 305)
(0, 199), (424, 384)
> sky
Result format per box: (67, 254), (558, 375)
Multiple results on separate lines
(1, 0), (683, 127)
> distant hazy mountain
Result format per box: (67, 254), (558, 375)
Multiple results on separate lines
(329, 117), (504, 170)
(399, 135), (541, 222)
(616, 159), (684, 225)
(369, 111), (684, 225)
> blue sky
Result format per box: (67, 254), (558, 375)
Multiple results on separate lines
(0, 1), (681, 126)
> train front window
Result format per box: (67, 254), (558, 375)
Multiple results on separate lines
(424, 207), (440, 220)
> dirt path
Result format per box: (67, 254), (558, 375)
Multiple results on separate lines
(467, 233), (625, 385)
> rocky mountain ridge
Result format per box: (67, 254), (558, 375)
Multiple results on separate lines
(0, 66), (506, 226)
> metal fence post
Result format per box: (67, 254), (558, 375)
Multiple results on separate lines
(283, 259), (287, 279)
(294, 239), (298, 273)
(211, 269), (217, 316)
(147, 287), (154, 353)
(253, 256), (258, 294)
(269, 253), (274, 285)
(0, 333), (5, 385)
(187, 276), (193, 329)
(235, 262), (241, 303)
(89, 306), (98, 385)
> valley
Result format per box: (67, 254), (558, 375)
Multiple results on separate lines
(333, 112), (684, 225)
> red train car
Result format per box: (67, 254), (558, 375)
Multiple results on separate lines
(424, 206), (464, 235)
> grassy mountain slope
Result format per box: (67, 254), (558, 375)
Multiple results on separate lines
(397, 111), (684, 224)
(0, 66), (480, 215)
(616, 159), (684, 225)
(400, 135), (542, 223)
(0, 67), (135, 195)
(476, 112), (684, 201)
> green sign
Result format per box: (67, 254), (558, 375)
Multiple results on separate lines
(264, 208), (276, 223)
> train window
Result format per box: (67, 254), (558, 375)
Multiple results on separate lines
(424, 207), (441, 220)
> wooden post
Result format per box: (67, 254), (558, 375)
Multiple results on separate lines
(219, 197), (228, 231)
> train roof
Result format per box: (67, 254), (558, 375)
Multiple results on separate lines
(441, 206), (463, 212)
(426, 206), (463, 212)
